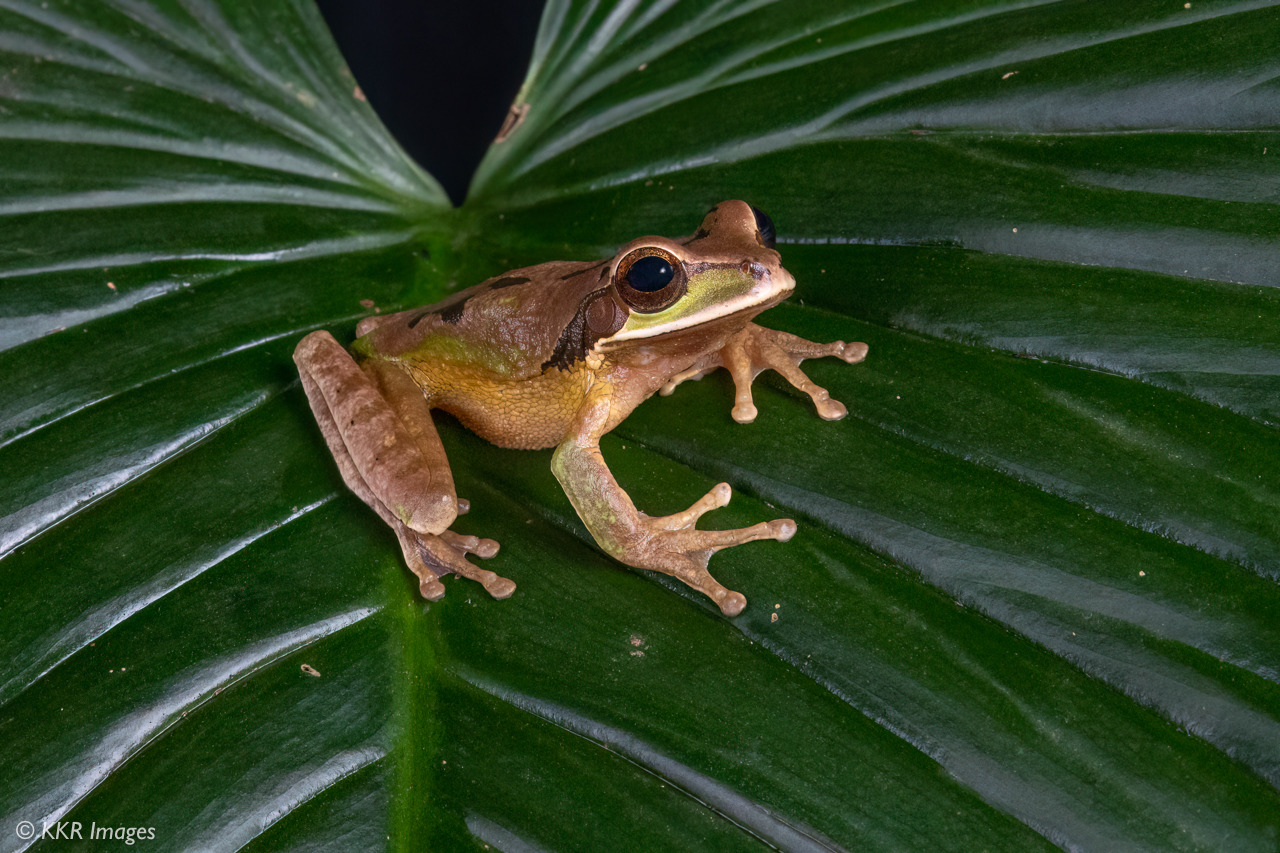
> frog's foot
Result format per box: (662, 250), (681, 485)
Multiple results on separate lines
(394, 520), (514, 601)
(721, 325), (867, 424)
(630, 483), (795, 617)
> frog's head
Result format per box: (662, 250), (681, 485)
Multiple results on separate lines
(595, 200), (795, 349)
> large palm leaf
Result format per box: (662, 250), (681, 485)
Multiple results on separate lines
(2, 1), (1277, 850)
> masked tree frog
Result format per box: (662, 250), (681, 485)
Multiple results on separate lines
(294, 201), (867, 616)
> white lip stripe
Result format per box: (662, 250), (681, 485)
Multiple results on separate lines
(601, 275), (794, 345)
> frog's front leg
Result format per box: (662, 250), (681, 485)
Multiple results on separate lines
(293, 331), (515, 601)
(551, 382), (793, 617)
(662, 323), (867, 424)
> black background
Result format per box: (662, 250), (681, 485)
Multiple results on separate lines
(314, 0), (547, 205)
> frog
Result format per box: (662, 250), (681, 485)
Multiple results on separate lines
(293, 201), (867, 616)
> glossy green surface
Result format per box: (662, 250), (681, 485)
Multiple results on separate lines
(2, 1), (1278, 851)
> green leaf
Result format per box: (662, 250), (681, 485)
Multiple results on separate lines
(3, 1), (1278, 852)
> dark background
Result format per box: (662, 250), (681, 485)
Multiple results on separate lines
(314, 0), (546, 206)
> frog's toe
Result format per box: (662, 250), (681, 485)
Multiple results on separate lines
(839, 341), (869, 364)
(716, 589), (748, 617)
(813, 392), (848, 421)
(730, 400), (759, 424)
(440, 530), (500, 559)
(771, 518), (798, 542)
(673, 518), (795, 550)
(668, 559), (746, 617)
(650, 483), (731, 531)
(478, 571), (517, 599)
(435, 533), (515, 599)
(446, 560), (516, 600)
(419, 573), (447, 601)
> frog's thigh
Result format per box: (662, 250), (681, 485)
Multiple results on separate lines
(296, 332), (391, 524)
(293, 331), (456, 535)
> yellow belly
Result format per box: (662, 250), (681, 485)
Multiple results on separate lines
(409, 360), (594, 450)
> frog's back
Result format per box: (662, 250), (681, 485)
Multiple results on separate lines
(354, 259), (612, 382)
(350, 259), (625, 449)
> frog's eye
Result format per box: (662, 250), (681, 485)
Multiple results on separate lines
(626, 255), (674, 291)
(751, 206), (776, 250)
(615, 247), (687, 313)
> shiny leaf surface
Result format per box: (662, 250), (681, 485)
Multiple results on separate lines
(2, 1), (1279, 852)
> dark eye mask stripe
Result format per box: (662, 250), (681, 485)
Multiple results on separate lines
(541, 288), (626, 372)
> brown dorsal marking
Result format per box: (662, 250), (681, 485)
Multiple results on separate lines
(682, 228), (710, 246)
(491, 275), (531, 289)
(408, 276), (532, 328)
(437, 299), (469, 324)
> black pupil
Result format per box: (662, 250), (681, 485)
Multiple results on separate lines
(625, 255), (675, 292)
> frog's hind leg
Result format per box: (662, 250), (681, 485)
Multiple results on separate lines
(293, 331), (513, 600)
(296, 333), (398, 521)
(295, 331), (457, 533)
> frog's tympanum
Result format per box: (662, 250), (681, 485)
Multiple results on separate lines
(294, 201), (867, 616)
